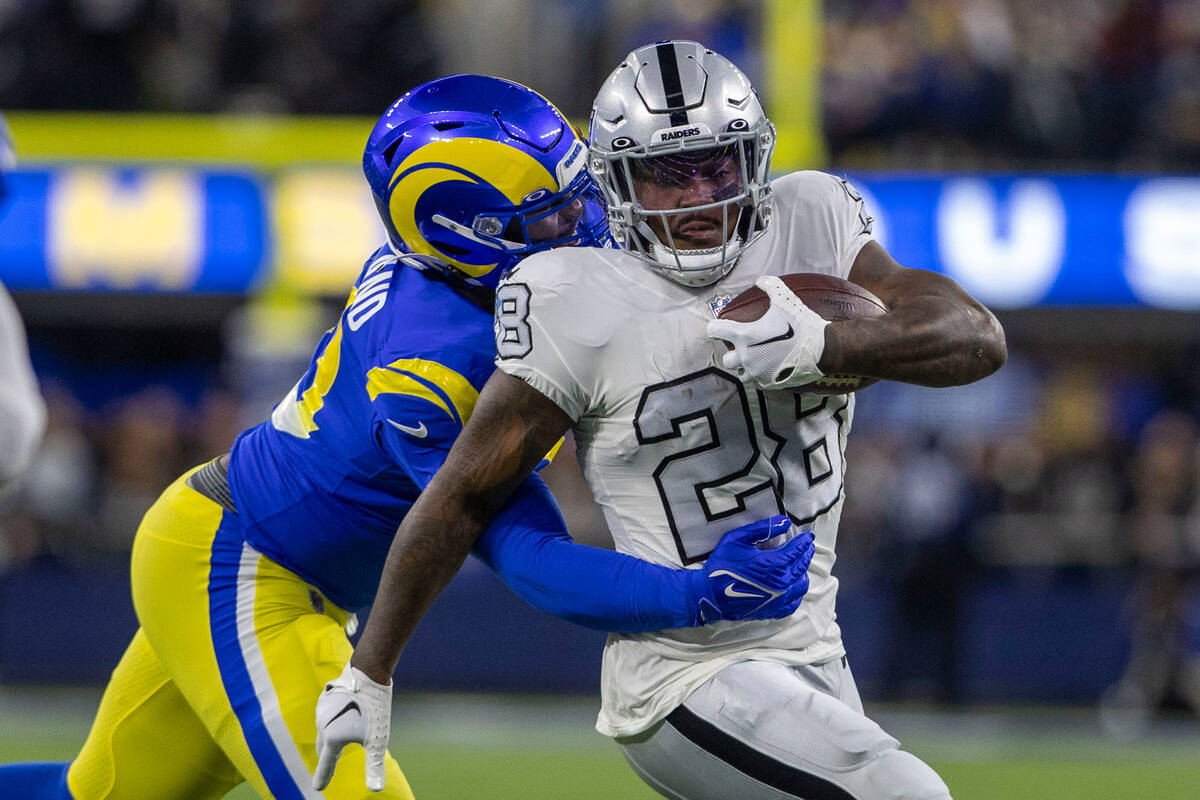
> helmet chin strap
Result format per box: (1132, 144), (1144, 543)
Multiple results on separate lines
(635, 220), (743, 288)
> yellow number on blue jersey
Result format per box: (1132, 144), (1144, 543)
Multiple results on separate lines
(271, 253), (397, 438)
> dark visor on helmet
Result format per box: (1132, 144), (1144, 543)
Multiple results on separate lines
(476, 172), (608, 250)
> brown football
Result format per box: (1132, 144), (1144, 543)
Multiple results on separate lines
(717, 273), (887, 395)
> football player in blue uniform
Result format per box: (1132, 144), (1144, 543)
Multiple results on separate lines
(0, 76), (815, 800)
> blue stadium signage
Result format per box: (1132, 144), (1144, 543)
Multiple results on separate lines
(0, 168), (269, 292)
(1, 167), (1198, 307)
(851, 174), (1200, 309)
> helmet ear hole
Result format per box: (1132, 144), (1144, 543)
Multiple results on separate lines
(383, 136), (406, 167)
(429, 239), (471, 257)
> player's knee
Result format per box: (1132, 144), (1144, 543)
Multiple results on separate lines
(862, 748), (952, 800)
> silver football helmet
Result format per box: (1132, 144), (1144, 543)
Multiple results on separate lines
(588, 41), (776, 287)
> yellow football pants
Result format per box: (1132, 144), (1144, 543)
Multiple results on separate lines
(65, 468), (414, 800)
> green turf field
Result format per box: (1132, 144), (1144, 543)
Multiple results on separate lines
(2, 689), (1198, 799)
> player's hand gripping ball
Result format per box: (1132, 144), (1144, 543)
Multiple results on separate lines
(710, 273), (887, 394)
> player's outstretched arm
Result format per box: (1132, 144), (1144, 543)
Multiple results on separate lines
(825, 240), (1007, 387)
(476, 494), (816, 631)
(314, 370), (571, 792)
(376, 382), (817, 633)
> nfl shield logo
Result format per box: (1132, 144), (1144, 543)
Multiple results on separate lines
(708, 294), (732, 317)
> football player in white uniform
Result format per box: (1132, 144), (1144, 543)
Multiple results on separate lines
(0, 112), (46, 486)
(327, 42), (1006, 799)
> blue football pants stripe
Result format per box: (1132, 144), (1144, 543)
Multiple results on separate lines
(209, 522), (311, 800)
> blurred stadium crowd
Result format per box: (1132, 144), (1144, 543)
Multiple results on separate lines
(1, 0), (1199, 718)
(2, 0), (1197, 168)
(823, 0), (1200, 168)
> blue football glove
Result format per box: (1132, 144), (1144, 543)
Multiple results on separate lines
(686, 515), (816, 624)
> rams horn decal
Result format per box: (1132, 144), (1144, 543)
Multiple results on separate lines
(387, 139), (557, 277)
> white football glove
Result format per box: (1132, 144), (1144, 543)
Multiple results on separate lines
(706, 275), (830, 389)
(312, 663), (392, 792)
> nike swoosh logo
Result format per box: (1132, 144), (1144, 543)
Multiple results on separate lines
(708, 569), (777, 602)
(387, 419), (428, 438)
(324, 701), (361, 728)
(723, 584), (767, 600)
(749, 324), (794, 347)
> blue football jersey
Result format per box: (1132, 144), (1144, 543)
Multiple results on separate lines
(227, 246), (500, 610)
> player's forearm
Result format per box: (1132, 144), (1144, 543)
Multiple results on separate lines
(476, 507), (699, 632)
(352, 454), (535, 683)
(351, 493), (487, 683)
(820, 288), (1006, 387)
(351, 370), (573, 684)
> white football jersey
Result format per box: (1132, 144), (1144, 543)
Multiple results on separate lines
(495, 170), (875, 737)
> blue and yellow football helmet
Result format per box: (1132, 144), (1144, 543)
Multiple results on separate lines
(364, 75), (609, 290)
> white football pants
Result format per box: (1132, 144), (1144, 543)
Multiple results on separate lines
(616, 658), (952, 800)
